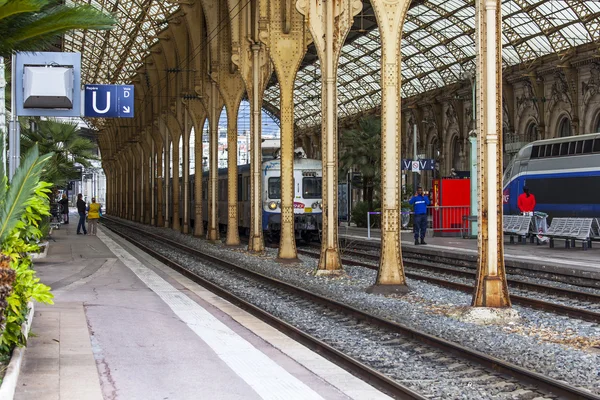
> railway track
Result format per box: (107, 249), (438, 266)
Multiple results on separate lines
(300, 245), (600, 324)
(339, 238), (600, 290)
(101, 216), (599, 400)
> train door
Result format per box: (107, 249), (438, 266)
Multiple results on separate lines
(517, 161), (528, 193)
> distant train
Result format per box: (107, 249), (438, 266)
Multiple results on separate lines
(503, 133), (600, 217)
(183, 158), (323, 242)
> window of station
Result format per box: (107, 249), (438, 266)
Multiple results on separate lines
(302, 177), (322, 199)
(268, 177), (281, 199)
(558, 117), (572, 138)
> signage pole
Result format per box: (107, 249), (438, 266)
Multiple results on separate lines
(412, 124), (418, 192)
(8, 54), (18, 179)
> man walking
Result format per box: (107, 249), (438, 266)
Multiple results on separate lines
(409, 186), (430, 245)
(76, 194), (87, 235)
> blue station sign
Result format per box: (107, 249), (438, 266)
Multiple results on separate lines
(401, 159), (436, 171)
(84, 84), (134, 118)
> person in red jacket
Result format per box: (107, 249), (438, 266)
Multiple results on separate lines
(517, 186), (536, 214)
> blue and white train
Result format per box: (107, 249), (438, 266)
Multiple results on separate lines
(503, 133), (600, 217)
(186, 158), (323, 242)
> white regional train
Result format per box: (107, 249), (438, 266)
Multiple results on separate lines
(183, 158), (323, 242)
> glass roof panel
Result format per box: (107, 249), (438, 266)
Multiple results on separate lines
(63, 0), (180, 85)
(284, 0), (597, 128)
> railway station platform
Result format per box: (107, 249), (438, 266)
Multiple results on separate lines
(14, 213), (391, 400)
(339, 226), (600, 282)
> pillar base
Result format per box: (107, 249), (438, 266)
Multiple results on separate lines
(458, 307), (520, 325)
(249, 236), (265, 253)
(183, 224), (189, 234)
(207, 228), (219, 242)
(476, 275), (510, 308)
(314, 269), (345, 278)
(317, 247), (342, 272)
(365, 284), (410, 296)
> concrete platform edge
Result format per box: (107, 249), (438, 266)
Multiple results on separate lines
(0, 302), (35, 400)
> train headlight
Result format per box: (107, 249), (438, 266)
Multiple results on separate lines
(312, 202), (321, 209)
(268, 201), (277, 210)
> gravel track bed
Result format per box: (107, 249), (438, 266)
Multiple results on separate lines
(339, 240), (600, 290)
(105, 218), (600, 395)
(334, 244), (600, 297)
(314, 249), (600, 313)
(109, 224), (556, 400)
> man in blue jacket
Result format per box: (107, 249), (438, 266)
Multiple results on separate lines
(409, 186), (430, 245)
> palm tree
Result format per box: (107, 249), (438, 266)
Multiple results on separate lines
(0, 0), (114, 55)
(20, 118), (97, 188)
(339, 116), (381, 210)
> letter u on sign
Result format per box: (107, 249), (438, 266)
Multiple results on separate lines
(92, 91), (110, 114)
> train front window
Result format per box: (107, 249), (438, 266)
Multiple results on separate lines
(303, 177), (322, 199)
(268, 177), (281, 199)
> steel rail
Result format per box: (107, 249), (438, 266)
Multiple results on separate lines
(102, 216), (600, 400)
(339, 237), (600, 289)
(324, 244), (600, 304)
(298, 248), (600, 324)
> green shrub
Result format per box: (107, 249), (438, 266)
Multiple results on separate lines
(351, 201), (381, 228)
(0, 145), (54, 354)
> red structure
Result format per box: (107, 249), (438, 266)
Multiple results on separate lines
(430, 178), (470, 236)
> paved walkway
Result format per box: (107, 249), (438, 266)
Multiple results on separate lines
(15, 214), (391, 400)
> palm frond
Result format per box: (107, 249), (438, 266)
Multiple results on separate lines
(7, 5), (114, 43)
(0, 144), (52, 243)
(0, 0), (44, 21)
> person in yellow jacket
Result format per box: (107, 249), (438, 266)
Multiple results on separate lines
(87, 198), (102, 236)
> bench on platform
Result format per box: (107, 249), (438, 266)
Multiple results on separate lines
(545, 217), (600, 250)
(503, 215), (532, 244)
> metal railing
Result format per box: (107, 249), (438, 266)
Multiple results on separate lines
(366, 206), (471, 239)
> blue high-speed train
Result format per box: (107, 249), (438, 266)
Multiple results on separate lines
(503, 133), (600, 217)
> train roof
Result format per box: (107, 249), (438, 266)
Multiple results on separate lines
(529, 132), (600, 146)
(513, 133), (600, 160)
(198, 158), (322, 177)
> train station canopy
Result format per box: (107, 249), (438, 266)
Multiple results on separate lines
(62, 0), (600, 129)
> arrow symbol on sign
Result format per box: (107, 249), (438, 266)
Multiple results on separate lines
(122, 106), (131, 113)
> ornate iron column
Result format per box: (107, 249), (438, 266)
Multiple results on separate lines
(172, 132), (181, 231)
(297, 0), (362, 274)
(207, 80), (220, 241)
(261, 0), (309, 260)
(367, 0), (411, 294)
(472, 0), (511, 308)
(182, 108), (191, 234)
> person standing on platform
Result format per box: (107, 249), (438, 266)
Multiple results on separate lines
(59, 193), (69, 224)
(87, 198), (101, 236)
(76, 194), (87, 235)
(518, 186), (536, 215)
(409, 186), (430, 245)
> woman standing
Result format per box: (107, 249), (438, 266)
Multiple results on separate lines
(87, 198), (102, 236)
(58, 193), (69, 224)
